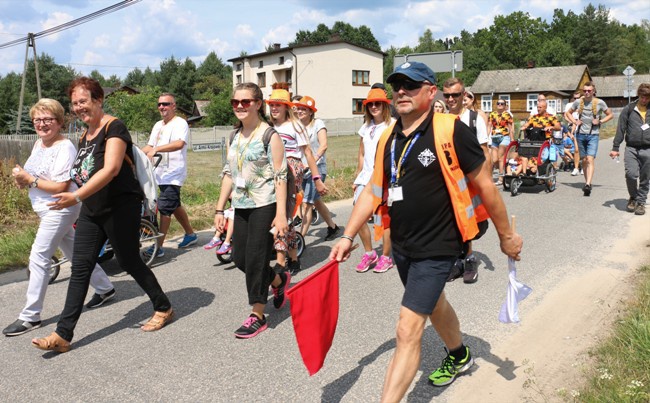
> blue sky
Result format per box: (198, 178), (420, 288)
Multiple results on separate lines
(0, 0), (647, 78)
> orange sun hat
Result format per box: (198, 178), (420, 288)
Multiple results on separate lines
(295, 96), (317, 112)
(266, 89), (293, 107)
(363, 88), (390, 105)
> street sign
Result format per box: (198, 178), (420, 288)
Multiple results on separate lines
(624, 90), (637, 98)
(394, 51), (463, 74)
(623, 65), (636, 76)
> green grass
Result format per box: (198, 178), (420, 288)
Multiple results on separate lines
(565, 265), (650, 402)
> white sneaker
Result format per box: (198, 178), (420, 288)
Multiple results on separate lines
(579, 169), (584, 175)
(571, 168), (579, 176)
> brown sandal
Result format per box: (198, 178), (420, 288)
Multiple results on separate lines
(32, 332), (71, 353)
(141, 308), (174, 332)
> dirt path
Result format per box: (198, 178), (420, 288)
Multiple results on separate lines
(447, 213), (650, 402)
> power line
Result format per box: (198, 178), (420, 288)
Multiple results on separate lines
(0, 0), (141, 50)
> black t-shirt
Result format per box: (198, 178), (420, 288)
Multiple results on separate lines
(70, 119), (142, 216)
(383, 111), (485, 259)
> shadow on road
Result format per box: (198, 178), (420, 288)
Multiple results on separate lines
(40, 286), (215, 358)
(602, 198), (629, 212)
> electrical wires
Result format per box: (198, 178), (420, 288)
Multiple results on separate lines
(0, 0), (141, 50)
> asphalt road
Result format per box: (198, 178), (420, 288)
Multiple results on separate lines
(0, 137), (645, 402)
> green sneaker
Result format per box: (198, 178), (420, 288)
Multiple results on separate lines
(429, 347), (474, 387)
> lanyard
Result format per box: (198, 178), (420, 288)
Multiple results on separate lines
(236, 121), (261, 171)
(390, 132), (420, 186)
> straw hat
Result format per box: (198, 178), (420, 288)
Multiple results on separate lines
(363, 88), (390, 105)
(266, 89), (292, 107)
(295, 96), (317, 112)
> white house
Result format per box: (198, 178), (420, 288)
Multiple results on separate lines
(228, 40), (385, 119)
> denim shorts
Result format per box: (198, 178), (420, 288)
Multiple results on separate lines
(393, 250), (455, 315)
(576, 134), (599, 158)
(158, 184), (182, 216)
(490, 135), (511, 148)
(302, 173), (327, 204)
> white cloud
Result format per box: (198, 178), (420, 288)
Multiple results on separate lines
(92, 34), (111, 48)
(236, 24), (254, 39)
(40, 11), (74, 42)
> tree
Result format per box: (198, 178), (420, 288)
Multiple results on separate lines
(289, 22), (380, 51)
(124, 67), (145, 87)
(104, 86), (162, 132)
(487, 12), (549, 68)
(414, 29), (446, 53)
(203, 90), (236, 127)
(90, 70), (106, 85)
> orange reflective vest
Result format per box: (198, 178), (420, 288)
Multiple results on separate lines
(370, 113), (489, 242)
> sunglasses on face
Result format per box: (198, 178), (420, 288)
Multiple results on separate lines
(33, 117), (56, 125)
(157, 102), (173, 107)
(230, 99), (255, 108)
(497, 102), (505, 106)
(366, 101), (384, 108)
(443, 92), (463, 99)
(583, 89), (594, 93)
(391, 80), (426, 92)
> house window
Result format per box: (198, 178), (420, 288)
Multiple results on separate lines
(285, 69), (292, 84)
(481, 95), (492, 112)
(236, 74), (242, 84)
(352, 70), (369, 86)
(258, 60), (263, 68)
(279, 56), (285, 65)
(235, 63), (242, 72)
(527, 94), (538, 112)
(352, 98), (365, 114)
(546, 99), (559, 115)
(257, 72), (266, 88)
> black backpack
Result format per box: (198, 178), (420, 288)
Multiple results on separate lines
(229, 127), (297, 218)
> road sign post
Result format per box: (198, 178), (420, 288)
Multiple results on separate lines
(623, 65), (636, 104)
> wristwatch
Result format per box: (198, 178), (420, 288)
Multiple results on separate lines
(29, 177), (39, 188)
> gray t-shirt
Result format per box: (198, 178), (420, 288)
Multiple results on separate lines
(572, 98), (608, 135)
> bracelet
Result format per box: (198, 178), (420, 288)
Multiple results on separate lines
(312, 175), (321, 181)
(340, 234), (354, 242)
(215, 209), (224, 215)
(73, 192), (82, 204)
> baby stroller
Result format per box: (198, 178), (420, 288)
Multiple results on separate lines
(502, 127), (558, 196)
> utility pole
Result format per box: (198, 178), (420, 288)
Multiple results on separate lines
(16, 33), (42, 133)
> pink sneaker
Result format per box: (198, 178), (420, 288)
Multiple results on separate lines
(356, 250), (378, 273)
(216, 243), (232, 255)
(373, 255), (394, 273)
(204, 238), (222, 250)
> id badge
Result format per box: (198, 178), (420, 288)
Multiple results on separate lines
(388, 186), (404, 205)
(235, 177), (246, 188)
(641, 123), (649, 131)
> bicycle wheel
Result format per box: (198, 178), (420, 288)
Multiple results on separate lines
(311, 206), (320, 225)
(28, 257), (61, 284)
(216, 233), (233, 264)
(138, 219), (159, 267)
(295, 232), (306, 258)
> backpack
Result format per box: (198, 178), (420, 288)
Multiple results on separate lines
(229, 126), (297, 219)
(100, 118), (159, 215)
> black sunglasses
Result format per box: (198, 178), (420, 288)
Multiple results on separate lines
(157, 102), (173, 107)
(391, 80), (427, 92)
(496, 102), (506, 106)
(442, 92), (463, 99)
(365, 101), (385, 108)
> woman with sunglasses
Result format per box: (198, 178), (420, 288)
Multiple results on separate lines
(4, 99), (114, 338)
(294, 96), (340, 244)
(352, 88), (397, 274)
(214, 83), (290, 339)
(487, 100), (514, 183)
(31, 77), (173, 353)
(266, 88), (326, 275)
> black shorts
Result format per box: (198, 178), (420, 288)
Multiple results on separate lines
(158, 184), (182, 216)
(393, 250), (455, 315)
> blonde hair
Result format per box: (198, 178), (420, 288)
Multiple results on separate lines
(29, 98), (65, 124)
(270, 102), (308, 143)
(433, 99), (447, 113)
(364, 101), (391, 125)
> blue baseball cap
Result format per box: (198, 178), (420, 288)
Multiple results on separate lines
(387, 61), (436, 84)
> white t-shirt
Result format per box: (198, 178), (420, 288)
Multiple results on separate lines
(275, 120), (308, 160)
(301, 119), (327, 171)
(460, 109), (489, 145)
(354, 118), (395, 186)
(147, 116), (189, 185)
(23, 139), (79, 213)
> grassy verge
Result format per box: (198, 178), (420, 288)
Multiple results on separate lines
(560, 265), (650, 401)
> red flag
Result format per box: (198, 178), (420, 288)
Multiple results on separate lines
(286, 260), (339, 376)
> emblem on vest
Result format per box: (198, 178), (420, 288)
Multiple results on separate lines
(418, 148), (436, 167)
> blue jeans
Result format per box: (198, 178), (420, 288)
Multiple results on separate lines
(576, 134), (599, 158)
